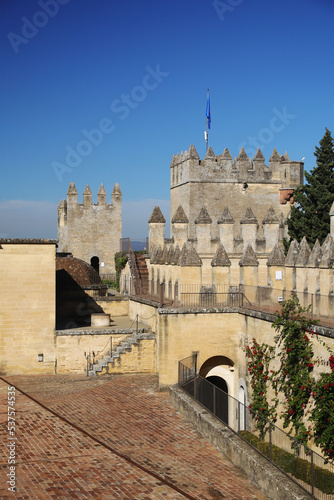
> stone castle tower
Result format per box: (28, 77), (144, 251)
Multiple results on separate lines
(58, 182), (122, 274)
(149, 145), (304, 255)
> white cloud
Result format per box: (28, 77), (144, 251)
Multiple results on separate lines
(0, 198), (170, 241)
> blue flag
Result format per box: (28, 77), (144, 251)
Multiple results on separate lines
(206, 92), (211, 129)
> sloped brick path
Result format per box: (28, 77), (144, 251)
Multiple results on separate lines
(0, 374), (267, 499)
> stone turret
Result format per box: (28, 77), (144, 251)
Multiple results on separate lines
(267, 243), (285, 288)
(195, 207), (212, 254)
(217, 207), (234, 254)
(262, 207), (280, 252)
(67, 182), (78, 207)
(97, 183), (107, 206)
(171, 205), (189, 248)
(148, 206), (166, 252)
(240, 208), (258, 250)
(83, 185), (92, 208)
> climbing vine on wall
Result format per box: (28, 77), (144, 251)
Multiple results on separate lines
(245, 339), (277, 439)
(310, 355), (334, 460)
(114, 251), (128, 291)
(272, 293), (317, 450)
(246, 293), (334, 460)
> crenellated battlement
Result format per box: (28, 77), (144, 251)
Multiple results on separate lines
(149, 203), (284, 256)
(146, 202), (334, 305)
(170, 144), (303, 189)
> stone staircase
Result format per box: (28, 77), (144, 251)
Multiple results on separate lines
(88, 329), (155, 376)
(135, 254), (149, 294)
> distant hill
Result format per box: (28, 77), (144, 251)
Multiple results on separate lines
(131, 240), (147, 251)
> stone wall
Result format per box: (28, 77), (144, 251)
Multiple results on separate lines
(58, 182), (122, 274)
(169, 145), (303, 242)
(170, 386), (312, 500)
(0, 241), (56, 375)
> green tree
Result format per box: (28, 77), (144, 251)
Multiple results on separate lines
(287, 128), (334, 247)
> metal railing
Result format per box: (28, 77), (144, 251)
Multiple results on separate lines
(178, 355), (334, 499)
(240, 285), (334, 323)
(176, 284), (251, 308)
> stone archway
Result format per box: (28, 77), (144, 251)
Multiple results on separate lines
(198, 356), (235, 426)
(90, 256), (99, 274)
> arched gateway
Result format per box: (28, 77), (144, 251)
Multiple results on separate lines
(198, 356), (235, 426)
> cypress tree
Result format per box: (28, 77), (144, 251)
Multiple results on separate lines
(287, 128), (334, 247)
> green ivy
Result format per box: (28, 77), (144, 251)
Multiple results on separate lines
(114, 251), (128, 291)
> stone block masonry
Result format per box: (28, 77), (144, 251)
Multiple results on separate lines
(58, 182), (122, 274)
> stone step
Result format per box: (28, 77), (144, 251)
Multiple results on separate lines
(88, 330), (155, 376)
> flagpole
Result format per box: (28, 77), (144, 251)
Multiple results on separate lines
(206, 89), (209, 151)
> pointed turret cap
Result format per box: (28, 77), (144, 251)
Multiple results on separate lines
(150, 246), (158, 264)
(112, 183), (122, 195)
(267, 244), (285, 266)
(172, 205), (189, 223)
(285, 240), (300, 266)
(237, 146), (249, 161)
(195, 207), (212, 224)
(240, 207), (257, 224)
(67, 182), (77, 195)
(321, 234), (331, 252)
(148, 206), (166, 223)
(329, 201), (334, 217)
(262, 207), (279, 224)
(98, 183), (106, 195)
(239, 245), (259, 266)
(179, 243), (202, 267)
(83, 185), (92, 195)
(283, 151), (290, 161)
(58, 199), (67, 210)
(320, 237), (334, 267)
(253, 148), (265, 162)
(221, 148), (232, 160)
(173, 244), (181, 265)
(189, 144), (200, 160)
(218, 206), (235, 224)
(154, 246), (164, 265)
(167, 245), (175, 265)
(269, 148), (281, 162)
(161, 245), (169, 264)
(211, 244), (231, 267)
(296, 237), (311, 266)
(308, 240), (322, 268)
(205, 146), (215, 160)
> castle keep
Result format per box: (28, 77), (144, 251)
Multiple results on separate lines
(57, 182), (122, 274)
(150, 145), (304, 256)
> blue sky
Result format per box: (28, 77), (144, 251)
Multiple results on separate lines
(0, 0), (333, 239)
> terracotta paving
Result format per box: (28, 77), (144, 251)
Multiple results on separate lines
(0, 374), (268, 499)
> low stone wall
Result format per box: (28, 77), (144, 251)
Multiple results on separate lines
(96, 297), (129, 317)
(56, 330), (133, 373)
(128, 297), (157, 330)
(170, 386), (312, 500)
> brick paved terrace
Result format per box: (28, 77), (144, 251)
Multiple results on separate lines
(0, 374), (268, 499)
